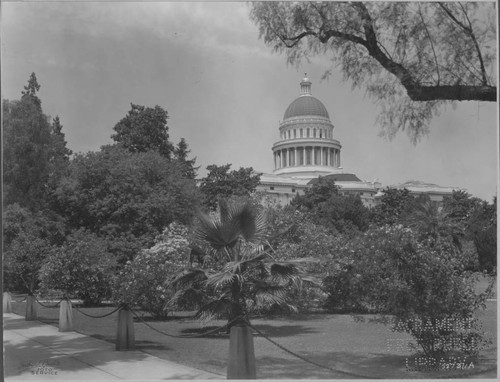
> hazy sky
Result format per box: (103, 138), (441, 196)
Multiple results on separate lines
(2, 1), (498, 201)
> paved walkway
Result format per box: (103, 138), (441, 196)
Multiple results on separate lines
(3, 313), (224, 380)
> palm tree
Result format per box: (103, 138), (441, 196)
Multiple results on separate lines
(170, 198), (317, 327)
(406, 198), (464, 250)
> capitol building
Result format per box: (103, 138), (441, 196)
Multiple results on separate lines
(256, 75), (458, 207)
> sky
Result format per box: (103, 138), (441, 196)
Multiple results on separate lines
(2, 1), (498, 202)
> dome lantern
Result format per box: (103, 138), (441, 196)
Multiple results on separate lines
(300, 73), (312, 96)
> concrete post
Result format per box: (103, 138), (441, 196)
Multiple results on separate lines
(59, 299), (73, 332)
(227, 325), (256, 379)
(3, 292), (12, 313)
(26, 295), (38, 321)
(116, 305), (135, 351)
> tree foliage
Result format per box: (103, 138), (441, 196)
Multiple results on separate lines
(111, 103), (173, 158)
(371, 188), (417, 225)
(322, 225), (494, 357)
(3, 74), (72, 210)
(39, 230), (116, 305)
(113, 222), (191, 318)
(3, 207), (56, 294)
(174, 138), (199, 179)
(292, 177), (370, 233)
(53, 145), (201, 262)
(250, 2), (497, 141)
(444, 191), (497, 273)
(199, 164), (262, 210)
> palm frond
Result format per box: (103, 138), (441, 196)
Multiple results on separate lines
(168, 287), (205, 309)
(224, 253), (267, 274)
(195, 298), (232, 322)
(170, 268), (208, 289)
(205, 271), (240, 288)
(300, 275), (323, 287)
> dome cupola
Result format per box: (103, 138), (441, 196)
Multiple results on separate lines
(283, 74), (330, 120)
(272, 74), (342, 178)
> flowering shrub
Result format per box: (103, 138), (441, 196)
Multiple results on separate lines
(322, 225), (494, 357)
(264, 206), (333, 311)
(39, 230), (115, 305)
(113, 222), (190, 318)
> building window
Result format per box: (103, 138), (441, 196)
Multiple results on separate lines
(270, 186), (274, 190)
(307, 128), (310, 137)
(300, 129), (303, 137)
(294, 129), (297, 138)
(292, 188), (296, 193)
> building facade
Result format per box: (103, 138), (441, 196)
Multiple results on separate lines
(256, 75), (458, 207)
(257, 75), (381, 207)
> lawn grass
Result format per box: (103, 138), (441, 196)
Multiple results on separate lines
(10, 298), (497, 379)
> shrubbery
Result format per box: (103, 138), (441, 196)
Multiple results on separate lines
(39, 230), (115, 305)
(112, 222), (190, 319)
(322, 225), (494, 357)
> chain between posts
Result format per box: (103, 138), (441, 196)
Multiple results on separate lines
(247, 321), (377, 379)
(73, 304), (124, 318)
(12, 296), (27, 303)
(247, 320), (497, 380)
(130, 307), (239, 338)
(34, 296), (66, 309)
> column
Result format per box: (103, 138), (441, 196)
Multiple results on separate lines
(337, 150), (341, 167)
(294, 148), (298, 167)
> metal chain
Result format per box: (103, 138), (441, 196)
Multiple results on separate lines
(73, 304), (123, 318)
(131, 308), (236, 338)
(34, 296), (65, 309)
(11, 296), (27, 303)
(248, 322), (497, 379)
(247, 321), (376, 379)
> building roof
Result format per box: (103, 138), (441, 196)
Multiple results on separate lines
(390, 180), (459, 195)
(283, 96), (330, 120)
(307, 173), (362, 184)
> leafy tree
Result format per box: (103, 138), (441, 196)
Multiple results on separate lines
(21, 72), (41, 108)
(111, 103), (173, 158)
(371, 188), (417, 226)
(3, 74), (72, 211)
(292, 177), (370, 233)
(53, 145), (201, 262)
(3, 99), (51, 208)
(174, 138), (199, 179)
(39, 230), (116, 305)
(170, 199), (317, 326)
(199, 164), (262, 210)
(250, 2), (497, 141)
(3, 204), (67, 293)
(4, 224), (52, 294)
(443, 191), (496, 273)
(291, 176), (339, 210)
(467, 197), (497, 273)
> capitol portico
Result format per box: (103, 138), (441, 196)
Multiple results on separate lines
(256, 74), (457, 207)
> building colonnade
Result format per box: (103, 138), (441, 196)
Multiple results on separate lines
(274, 146), (341, 169)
